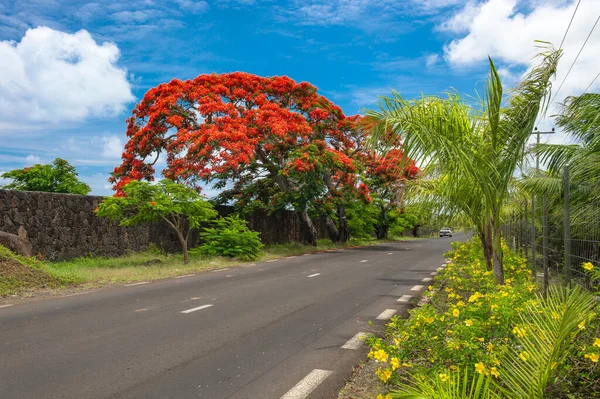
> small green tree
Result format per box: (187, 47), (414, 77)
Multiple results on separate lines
(1, 158), (91, 194)
(96, 180), (217, 263)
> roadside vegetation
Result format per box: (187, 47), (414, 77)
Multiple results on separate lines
(366, 239), (599, 399)
(0, 236), (412, 297)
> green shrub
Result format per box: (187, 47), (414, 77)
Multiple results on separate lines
(194, 216), (263, 260)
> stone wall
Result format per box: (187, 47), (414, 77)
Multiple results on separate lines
(0, 189), (328, 260)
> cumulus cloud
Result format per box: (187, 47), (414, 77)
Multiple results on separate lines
(0, 26), (134, 127)
(102, 136), (124, 159)
(443, 0), (600, 107)
(25, 154), (41, 165)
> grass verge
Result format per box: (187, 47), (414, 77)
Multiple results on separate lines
(2, 236), (415, 298)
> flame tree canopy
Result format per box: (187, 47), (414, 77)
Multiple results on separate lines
(111, 72), (373, 245)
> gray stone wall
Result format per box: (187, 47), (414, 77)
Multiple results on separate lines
(0, 189), (328, 260)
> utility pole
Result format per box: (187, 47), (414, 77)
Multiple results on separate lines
(533, 127), (556, 171)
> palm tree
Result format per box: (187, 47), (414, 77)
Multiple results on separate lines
(368, 43), (561, 284)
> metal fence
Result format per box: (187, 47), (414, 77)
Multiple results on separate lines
(503, 165), (600, 293)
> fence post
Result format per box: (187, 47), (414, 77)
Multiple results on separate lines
(524, 200), (529, 261)
(543, 198), (549, 297)
(564, 164), (571, 285)
(531, 194), (536, 280)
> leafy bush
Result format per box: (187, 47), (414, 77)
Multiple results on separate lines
(366, 240), (600, 398)
(194, 216), (263, 260)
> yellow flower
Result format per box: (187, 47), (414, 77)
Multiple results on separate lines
(457, 301), (466, 307)
(490, 304), (499, 310)
(465, 319), (473, 327)
(519, 351), (530, 362)
(374, 350), (389, 363)
(377, 395), (392, 399)
(585, 353), (599, 363)
(426, 317), (434, 324)
(468, 292), (483, 302)
(390, 357), (400, 370)
(477, 337), (485, 342)
(583, 262), (594, 271)
(487, 343), (495, 352)
(453, 309), (460, 317)
(578, 321), (586, 330)
(594, 338), (600, 348)
(377, 368), (393, 382)
(490, 367), (500, 378)
(512, 326), (526, 338)
(439, 373), (449, 382)
(475, 362), (486, 374)
(402, 362), (412, 368)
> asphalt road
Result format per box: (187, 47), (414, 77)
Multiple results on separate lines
(0, 235), (460, 399)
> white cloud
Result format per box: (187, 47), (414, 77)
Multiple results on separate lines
(102, 136), (124, 159)
(0, 26), (134, 127)
(443, 0), (600, 107)
(174, 0), (209, 14)
(25, 154), (41, 165)
(425, 53), (440, 67)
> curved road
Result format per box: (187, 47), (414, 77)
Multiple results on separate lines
(0, 235), (460, 399)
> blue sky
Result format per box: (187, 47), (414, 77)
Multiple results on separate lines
(1, 0), (599, 195)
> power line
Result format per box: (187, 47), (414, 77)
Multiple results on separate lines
(582, 72), (600, 94)
(560, 0), (582, 49)
(551, 13), (600, 104)
(535, 0), (582, 127)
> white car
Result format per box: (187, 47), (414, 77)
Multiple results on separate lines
(439, 228), (452, 237)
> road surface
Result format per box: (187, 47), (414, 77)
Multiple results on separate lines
(0, 235), (459, 399)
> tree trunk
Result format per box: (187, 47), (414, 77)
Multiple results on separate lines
(492, 215), (504, 285)
(299, 209), (318, 246)
(375, 205), (389, 240)
(175, 229), (189, 264)
(325, 216), (340, 242)
(337, 203), (349, 243)
(480, 222), (493, 271)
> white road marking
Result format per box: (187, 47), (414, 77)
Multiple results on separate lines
(134, 308), (148, 312)
(376, 309), (397, 320)
(303, 254), (311, 256)
(410, 285), (424, 291)
(307, 273), (321, 278)
(360, 260), (368, 263)
(211, 268), (229, 272)
(0, 304), (14, 309)
(422, 277), (433, 282)
(436, 267), (443, 271)
(286, 256), (297, 259)
(175, 274), (195, 279)
(430, 272), (438, 276)
(181, 304), (213, 314)
(124, 281), (149, 287)
(280, 369), (333, 399)
(397, 294), (413, 302)
(266, 260), (277, 263)
(341, 332), (367, 349)
(387, 252), (393, 255)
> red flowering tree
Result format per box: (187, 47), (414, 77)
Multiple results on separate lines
(111, 72), (360, 246)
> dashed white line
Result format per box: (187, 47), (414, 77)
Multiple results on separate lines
(303, 254), (311, 256)
(376, 309), (397, 320)
(266, 260), (278, 263)
(175, 274), (195, 279)
(430, 272), (438, 276)
(280, 369), (333, 399)
(307, 273), (321, 278)
(134, 308), (148, 312)
(341, 332), (367, 350)
(387, 252), (393, 255)
(422, 277), (433, 282)
(211, 268), (229, 273)
(124, 281), (149, 287)
(286, 256), (298, 259)
(410, 285), (424, 291)
(0, 304), (14, 309)
(397, 294), (413, 302)
(360, 260), (368, 263)
(436, 267), (443, 271)
(181, 304), (213, 314)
